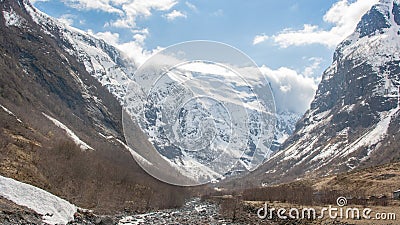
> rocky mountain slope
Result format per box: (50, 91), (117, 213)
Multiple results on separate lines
(242, 0), (400, 186)
(125, 55), (278, 185)
(0, 0), (295, 207)
(0, 0), (190, 215)
(271, 110), (301, 151)
(11, 0), (299, 188)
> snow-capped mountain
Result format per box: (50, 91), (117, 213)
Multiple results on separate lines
(21, 1), (135, 103)
(124, 53), (277, 185)
(271, 111), (302, 151)
(0, 0), (188, 215)
(245, 0), (400, 185)
(1, 0), (128, 148)
(2, 0), (301, 186)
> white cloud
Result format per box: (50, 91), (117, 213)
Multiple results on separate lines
(163, 10), (187, 21)
(58, 14), (75, 26)
(60, 0), (178, 28)
(224, 60), (321, 114)
(106, 19), (130, 28)
(253, 0), (379, 48)
(92, 31), (120, 45)
(133, 33), (146, 45)
(303, 57), (322, 77)
(91, 29), (160, 66)
(111, 0), (178, 28)
(260, 65), (320, 114)
(290, 3), (299, 12)
(212, 9), (224, 17)
(117, 40), (159, 66)
(253, 34), (269, 45)
(185, 1), (198, 12)
(61, 0), (123, 14)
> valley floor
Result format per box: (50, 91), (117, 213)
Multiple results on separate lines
(118, 198), (224, 225)
(1, 193), (399, 224)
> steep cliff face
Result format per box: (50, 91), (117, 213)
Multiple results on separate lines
(23, 2), (136, 102)
(244, 0), (400, 185)
(0, 0), (188, 213)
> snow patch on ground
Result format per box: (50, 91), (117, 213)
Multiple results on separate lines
(98, 133), (153, 166)
(310, 108), (397, 166)
(0, 175), (77, 225)
(42, 113), (93, 150)
(340, 108), (397, 157)
(159, 152), (224, 183)
(0, 104), (22, 123)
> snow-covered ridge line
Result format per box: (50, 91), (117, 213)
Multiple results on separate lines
(23, 1), (134, 104)
(0, 175), (77, 225)
(42, 112), (93, 150)
(0, 104), (23, 123)
(339, 0), (400, 70)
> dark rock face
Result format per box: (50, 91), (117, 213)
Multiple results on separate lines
(270, 111), (301, 152)
(393, 1), (400, 25)
(0, 0), (189, 215)
(356, 5), (391, 38)
(237, 0), (400, 186)
(0, 197), (45, 225)
(67, 209), (116, 225)
(0, 0), (124, 139)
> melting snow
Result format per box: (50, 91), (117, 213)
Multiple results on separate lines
(0, 175), (77, 225)
(311, 108), (397, 164)
(23, 1), (133, 103)
(42, 113), (93, 150)
(0, 104), (22, 123)
(2, 8), (25, 27)
(340, 108), (397, 157)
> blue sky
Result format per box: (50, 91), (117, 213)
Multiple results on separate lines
(31, 0), (379, 113)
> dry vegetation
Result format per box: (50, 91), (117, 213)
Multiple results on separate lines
(0, 7), (201, 215)
(0, 108), (197, 214)
(203, 161), (400, 224)
(313, 162), (400, 198)
(37, 139), (191, 213)
(1, 1), (399, 222)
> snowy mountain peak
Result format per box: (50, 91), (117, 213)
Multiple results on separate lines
(356, 1), (392, 38)
(244, 0), (400, 185)
(11, 0), (137, 103)
(1, 0), (288, 186)
(334, 0), (400, 64)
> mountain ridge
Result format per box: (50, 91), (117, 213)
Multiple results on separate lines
(0, 0), (191, 214)
(233, 0), (400, 187)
